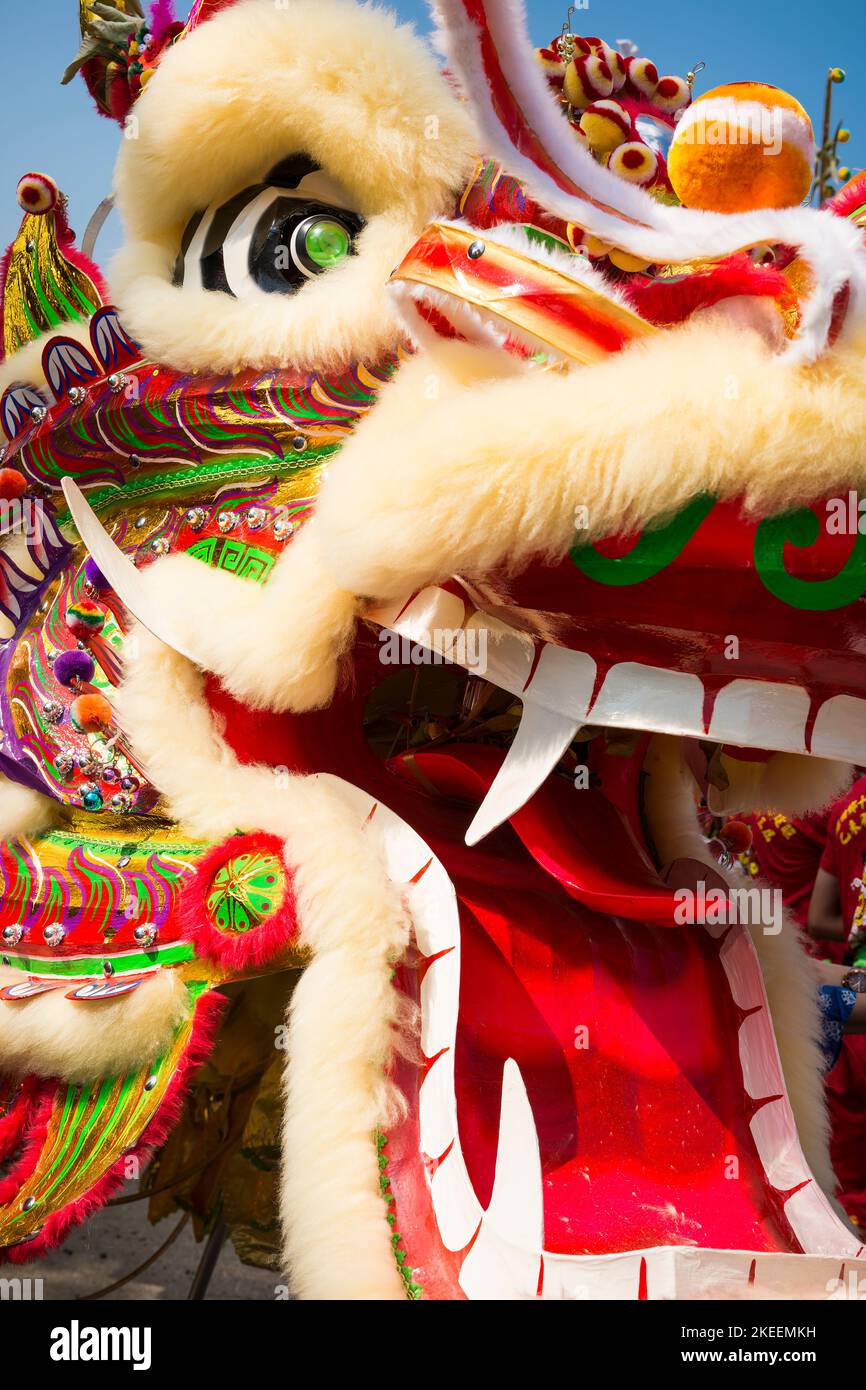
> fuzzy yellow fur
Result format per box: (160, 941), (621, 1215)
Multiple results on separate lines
(314, 320), (866, 597)
(0, 964), (191, 1083)
(115, 627), (410, 1297)
(0, 319), (93, 394)
(0, 774), (54, 842)
(709, 752), (852, 820)
(109, 0), (477, 375)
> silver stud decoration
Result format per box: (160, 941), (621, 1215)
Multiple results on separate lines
(468, 240), (486, 259)
(68, 386), (87, 406)
(42, 700), (64, 725)
(43, 923), (65, 948)
(110, 791), (133, 814)
(151, 537), (170, 556)
(217, 511), (239, 533)
(108, 373), (126, 394)
(22, 1197), (36, 1212)
(55, 750), (75, 778)
(133, 923), (158, 948)
(2, 925), (23, 947)
(274, 514), (295, 542)
(291, 434), (307, 452)
(144, 1074), (158, 1092)
(186, 507), (207, 532)
(31, 405), (47, 425)
(246, 507), (267, 531)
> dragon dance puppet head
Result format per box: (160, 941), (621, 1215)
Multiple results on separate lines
(0, 0), (866, 1299)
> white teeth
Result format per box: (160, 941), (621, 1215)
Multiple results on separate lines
(465, 704), (582, 845)
(458, 1060), (545, 1300)
(783, 1183), (866, 1257)
(810, 694), (866, 761)
(464, 612), (537, 690)
(719, 925), (769, 1010)
(523, 642), (597, 719)
(369, 586), (866, 764)
(314, 773), (473, 1251)
(61, 478), (201, 663)
(750, 1099), (812, 1193)
(418, 1042), (457, 1160)
(708, 679), (809, 753)
(368, 586), (467, 641)
(429, 1144), (483, 1252)
(420, 946), (460, 1065)
(738, 1008), (785, 1102)
(589, 662), (705, 733)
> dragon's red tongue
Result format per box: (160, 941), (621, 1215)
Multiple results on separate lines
(384, 746), (809, 1295)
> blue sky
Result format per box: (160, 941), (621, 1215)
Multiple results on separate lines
(1, 0), (863, 266)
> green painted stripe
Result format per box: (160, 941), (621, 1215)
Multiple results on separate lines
(41, 829), (206, 856)
(31, 249), (63, 329)
(54, 448), (335, 524)
(41, 1079), (115, 1201)
(1, 943), (195, 976)
(43, 255), (82, 325)
(85, 1070), (140, 1175)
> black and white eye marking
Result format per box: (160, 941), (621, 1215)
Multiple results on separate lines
(173, 155), (364, 299)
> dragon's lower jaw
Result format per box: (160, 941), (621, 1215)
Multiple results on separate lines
(350, 741), (862, 1300)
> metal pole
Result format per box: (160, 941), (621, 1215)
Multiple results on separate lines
(187, 1216), (228, 1301)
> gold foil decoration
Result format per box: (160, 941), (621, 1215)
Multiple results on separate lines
(2, 194), (102, 358)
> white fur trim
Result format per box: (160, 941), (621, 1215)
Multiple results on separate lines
(115, 628), (409, 1297)
(109, 0), (477, 375)
(0, 965), (191, 1083)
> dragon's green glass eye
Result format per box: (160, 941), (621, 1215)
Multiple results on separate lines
(302, 218), (352, 270)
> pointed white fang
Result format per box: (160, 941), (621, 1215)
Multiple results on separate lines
(61, 477), (201, 662)
(465, 704), (582, 845)
(811, 694), (866, 762)
(458, 1059), (544, 1299)
(708, 679), (809, 754)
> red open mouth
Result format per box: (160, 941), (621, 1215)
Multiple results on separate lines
(196, 577), (864, 1298)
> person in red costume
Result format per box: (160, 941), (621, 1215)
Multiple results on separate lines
(808, 773), (866, 1231)
(749, 809), (833, 940)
